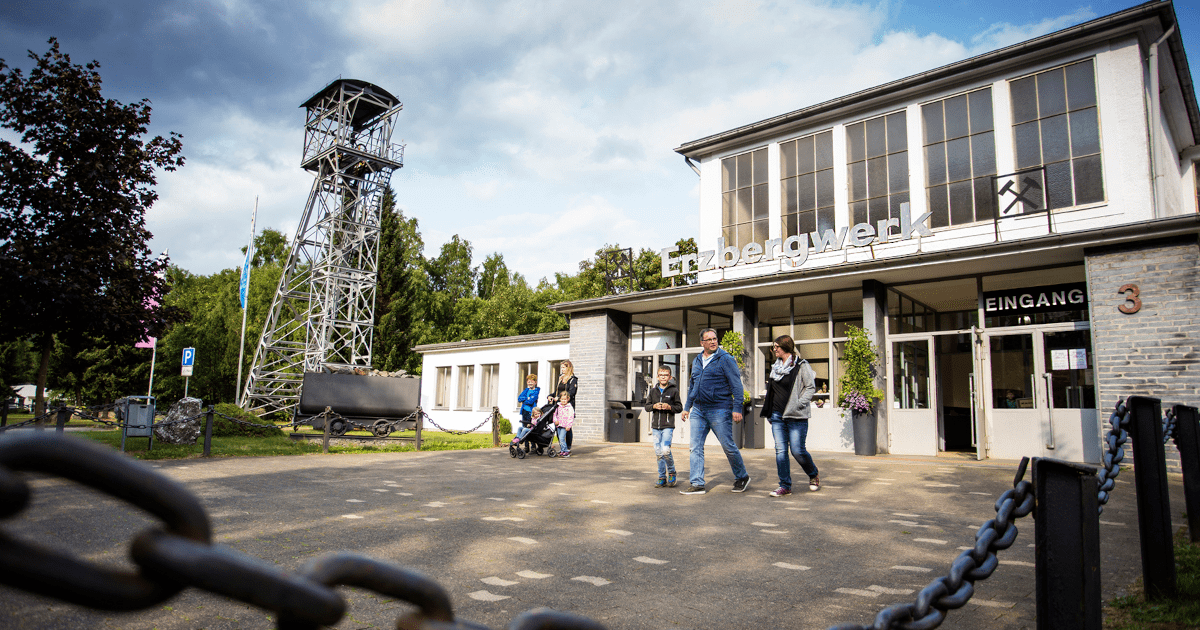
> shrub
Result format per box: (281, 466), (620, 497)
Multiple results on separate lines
(211, 403), (284, 437)
(495, 414), (512, 435)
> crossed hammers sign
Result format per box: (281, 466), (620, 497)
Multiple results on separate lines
(998, 176), (1043, 215)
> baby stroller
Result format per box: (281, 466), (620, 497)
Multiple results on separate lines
(509, 403), (560, 459)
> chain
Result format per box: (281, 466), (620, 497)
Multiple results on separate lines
(420, 410), (495, 435)
(212, 409), (295, 431)
(1162, 408), (1176, 444)
(0, 433), (606, 630)
(0, 418), (38, 433)
(828, 457), (1034, 630)
(1096, 399), (1130, 515)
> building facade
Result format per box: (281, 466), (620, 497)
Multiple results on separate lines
(552, 1), (1200, 463)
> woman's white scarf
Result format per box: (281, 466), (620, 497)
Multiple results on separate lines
(769, 355), (797, 381)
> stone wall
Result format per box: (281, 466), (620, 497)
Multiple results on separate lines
(568, 310), (630, 443)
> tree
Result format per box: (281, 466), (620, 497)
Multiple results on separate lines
(671, 237), (699, 285)
(375, 189), (427, 374)
(0, 39), (184, 414)
(476, 253), (510, 300)
(422, 235), (477, 344)
(242, 227), (289, 267)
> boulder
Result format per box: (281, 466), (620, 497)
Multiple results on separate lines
(154, 397), (204, 445)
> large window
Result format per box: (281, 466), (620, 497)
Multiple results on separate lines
(517, 362), (538, 390)
(847, 112), (909, 229)
(435, 367), (451, 409)
(456, 365), (475, 409)
(721, 148), (768, 249)
(480, 364), (499, 409)
(1010, 59), (1104, 210)
(923, 88), (997, 227)
(780, 131), (835, 237)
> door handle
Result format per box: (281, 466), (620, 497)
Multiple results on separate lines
(1043, 372), (1055, 450)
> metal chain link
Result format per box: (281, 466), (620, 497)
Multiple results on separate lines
(0, 433), (605, 630)
(1162, 407), (1176, 444)
(1097, 398), (1130, 515)
(829, 457), (1034, 630)
(420, 410), (495, 435)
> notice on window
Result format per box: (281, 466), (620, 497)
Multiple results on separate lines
(1070, 348), (1088, 370)
(1050, 349), (1069, 371)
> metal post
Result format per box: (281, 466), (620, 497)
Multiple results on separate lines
(322, 406), (331, 454)
(415, 407), (423, 452)
(492, 406), (500, 447)
(1127, 395), (1177, 599)
(1, 404), (8, 427)
(203, 406), (215, 458)
(1034, 457), (1101, 630)
(55, 407), (70, 434)
(1173, 404), (1200, 543)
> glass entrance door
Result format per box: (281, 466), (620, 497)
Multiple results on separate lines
(889, 337), (936, 455)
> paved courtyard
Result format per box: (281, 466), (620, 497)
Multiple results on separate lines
(0, 437), (1187, 629)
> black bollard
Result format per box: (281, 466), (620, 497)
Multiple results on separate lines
(55, 407), (71, 433)
(322, 406), (331, 454)
(1127, 395), (1177, 599)
(1034, 457), (1101, 630)
(1173, 404), (1200, 544)
(492, 406), (500, 447)
(203, 406), (215, 458)
(415, 407), (423, 452)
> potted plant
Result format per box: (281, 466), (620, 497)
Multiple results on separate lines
(718, 330), (753, 411)
(836, 325), (884, 456)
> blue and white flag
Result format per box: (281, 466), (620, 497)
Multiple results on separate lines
(239, 200), (258, 309)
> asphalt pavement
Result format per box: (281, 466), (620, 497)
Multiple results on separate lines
(0, 437), (1188, 630)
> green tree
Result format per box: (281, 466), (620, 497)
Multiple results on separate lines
(0, 339), (35, 408)
(422, 235), (477, 344)
(0, 39), (184, 414)
(476, 252), (510, 300)
(375, 189), (427, 374)
(242, 227), (290, 267)
(671, 237), (699, 285)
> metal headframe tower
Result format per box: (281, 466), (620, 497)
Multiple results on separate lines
(242, 79), (404, 416)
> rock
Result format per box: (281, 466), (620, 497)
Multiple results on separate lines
(154, 397), (203, 445)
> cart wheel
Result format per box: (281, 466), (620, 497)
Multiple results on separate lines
(371, 420), (393, 438)
(509, 444), (517, 458)
(328, 419), (348, 436)
(516, 448), (526, 459)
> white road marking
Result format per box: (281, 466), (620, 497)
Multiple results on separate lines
(924, 483), (960, 488)
(889, 520), (919, 526)
(620, 477), (634, 480)
(999, 560), (1035, 567)
(785, 507), (810, 511)
(836, 499), (860, 503)
(508, 537), (538, 545)
(969, 599), (1015, 608)
(481, 577), (518, 586)
(894, 513), (921, 518)
(1099, 521), (1125, 526)
(559, 493), (575, 496)
(517, 503), (538, 508)
(836, 588), (880, 597)
(468, 590), (510, 602)
(762, 530), (790, 535)
(346, 499), (365, 503)
(874, 478), (896, 481)
(605, 529), (633, 536)
(482, 517), (526, 522)
(397, 492), (413, 496)
(868, 585), (915, 595)
(820, 485), (842, 489)
(914, 538), (947, 545)
(634, 556), (668, 564)
(455, 469), (468, 473)
(752, 522), (778, 527)
(590, 500), (610, 504)
(487, 497), (506, 501)
(958, 546), (972, 550)
(891, 566), (932, 572)
(550, 482), (566, 486)
(773, 562), (810, 570)
(516, 571), (553, 579)
(872, 482), (893, 485)
(572, 576), (611, 586)
(423, 502), (448, 508)
(419, 517), (439, 522)
(372, 489), (390, 492)
(341, 514), (363, 519)
(969, 492), (990, 495)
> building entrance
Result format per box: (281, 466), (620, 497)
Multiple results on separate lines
(887, 332), (980, 457)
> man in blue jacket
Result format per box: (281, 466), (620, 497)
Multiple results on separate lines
(679, 328), (751, 495)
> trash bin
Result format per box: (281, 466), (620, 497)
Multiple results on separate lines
(120, 395), (155, 452)
(607, 401), (638, 442)
(733, 399), (766, 449)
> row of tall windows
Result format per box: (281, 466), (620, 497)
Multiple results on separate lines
(434, 361), (564, 409)
(719, 59), (1103, 243)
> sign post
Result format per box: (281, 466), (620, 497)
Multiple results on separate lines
(182, 347), (195, 398)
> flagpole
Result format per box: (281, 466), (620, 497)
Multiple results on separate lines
(146, 341), (157, 397)
(235, 197), (258, 408)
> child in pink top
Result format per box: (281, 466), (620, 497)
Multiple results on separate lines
(553, 390), (574, 458)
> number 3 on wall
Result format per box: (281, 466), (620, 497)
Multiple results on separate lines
(1118, 284), (1141, 314)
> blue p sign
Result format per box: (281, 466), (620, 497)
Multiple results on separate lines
(182, 348), (195, 366)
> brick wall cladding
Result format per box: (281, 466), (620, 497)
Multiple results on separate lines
(569, 311), (609, 443)
(1086, 239), (1199, 472)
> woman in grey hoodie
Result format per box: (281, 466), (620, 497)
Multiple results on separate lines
(760, 335), (821, 496)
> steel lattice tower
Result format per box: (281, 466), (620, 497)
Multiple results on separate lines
(242, 79), (404, 416)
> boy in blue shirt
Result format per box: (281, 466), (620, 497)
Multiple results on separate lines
(515, 375), (540, 451)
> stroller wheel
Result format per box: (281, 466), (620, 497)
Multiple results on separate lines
(509, 444), (517, 458)
(548, 446), (558, 458)
(517, 448), (526, 459)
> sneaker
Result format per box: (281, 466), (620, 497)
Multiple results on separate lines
(679, 485), (706, 495)
(809, 475), (821, 492)
(560, 450), (570, 458)
(769, 487), (792, 497)
(732, 476), (751, 493)
(655, 478), (667, 488)
(667, 473), (677, 487)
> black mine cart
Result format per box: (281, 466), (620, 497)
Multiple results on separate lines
(295, 372), (420, 436)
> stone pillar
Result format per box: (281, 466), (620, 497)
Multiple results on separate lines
(732, 294), (759, 387)
(569, 309), (631, 443)
(863, 279), (889, 454)
(1085, 236), (1200, 435)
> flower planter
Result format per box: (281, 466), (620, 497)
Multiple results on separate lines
(852, 409), (877, 456)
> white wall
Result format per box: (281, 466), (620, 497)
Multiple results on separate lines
(419, 339), (569, 432)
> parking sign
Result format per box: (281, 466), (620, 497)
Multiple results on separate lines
(182, 347), (195, 376)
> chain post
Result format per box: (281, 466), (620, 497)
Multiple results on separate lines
(1, 402), (8, 427)
(1033, 457), (1101, 630)
(322, 407), (332, 454)
(203, 406), (215, 457)
(492, 406), (500, 447)
(1126, 395), (1177, 599)
(1173, 404), (1200, 543)
(55, 406), (71, 434)
(415, 407), (423, 451)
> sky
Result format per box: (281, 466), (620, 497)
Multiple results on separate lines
(1, 0), (1197, 285)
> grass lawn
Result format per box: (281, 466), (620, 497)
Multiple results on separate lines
(1105, 528), (1200, 629)
(72, 428), (516, 460)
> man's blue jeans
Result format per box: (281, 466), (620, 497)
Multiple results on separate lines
(770, 412), (819, 489)
(688, 405), (748, 488)
(652, 428), (676, 478)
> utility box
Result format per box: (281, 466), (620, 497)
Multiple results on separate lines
(607, 401), (638, 443)
(120, 395), (155, 452)
(733, 400), (767, 449)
